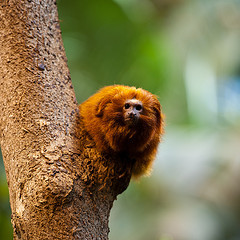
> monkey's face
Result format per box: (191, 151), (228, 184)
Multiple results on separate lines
(123, 99), (143, 126)
(83, 85), (163, 153)
(96, 88), (161, 151)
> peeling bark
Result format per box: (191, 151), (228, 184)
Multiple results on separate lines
(0, 1), (131, 239)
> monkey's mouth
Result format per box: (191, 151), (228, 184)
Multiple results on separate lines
(125, 116), (138, 125)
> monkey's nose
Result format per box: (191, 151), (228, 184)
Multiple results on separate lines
(125, 111), (138, 125)
(128, 111), (136, 118)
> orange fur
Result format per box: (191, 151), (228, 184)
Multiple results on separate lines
(79, 85), (164, 178)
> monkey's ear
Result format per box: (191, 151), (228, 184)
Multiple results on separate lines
(95, 97), (111, 117)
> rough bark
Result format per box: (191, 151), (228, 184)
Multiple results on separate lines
(0, 0), (131, 239)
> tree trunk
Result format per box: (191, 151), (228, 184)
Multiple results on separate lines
(0, 0), (131, 239)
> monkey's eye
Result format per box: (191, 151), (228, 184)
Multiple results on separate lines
(124, 103), (130, 109)
(135, 104), (142, 111)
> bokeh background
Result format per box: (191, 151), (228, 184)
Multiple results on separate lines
(1, 0), (240, 239)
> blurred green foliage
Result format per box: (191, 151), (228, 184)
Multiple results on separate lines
(57, 0), (175, 108)
(1, 0), (240, 239)
(0, 152), (12, 240)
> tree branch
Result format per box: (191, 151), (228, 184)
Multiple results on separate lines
(0, 1), (131, 239)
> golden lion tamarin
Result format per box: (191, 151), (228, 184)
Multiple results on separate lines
(79, 85), (164, 178)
